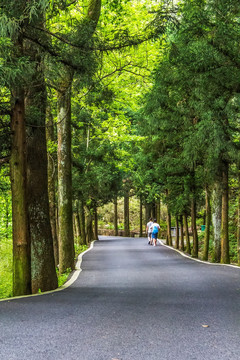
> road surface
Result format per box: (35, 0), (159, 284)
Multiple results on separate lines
(1, 236), (240, 360)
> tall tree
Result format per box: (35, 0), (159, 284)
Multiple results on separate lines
(114, 197), (118, 236)
(57, 0), (102, 273)
(25, 26), (58, 293)
(203, 187), (211, 261)
(10, 90), (31, 295)
(57, 68), (75, 273)
(3, 0), (58, 294)
(124, 189), (130, 237)
(46, 107), (59, 266)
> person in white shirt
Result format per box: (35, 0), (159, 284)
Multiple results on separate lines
(146, 218), (153, 245)
(151, 219), (160, 246)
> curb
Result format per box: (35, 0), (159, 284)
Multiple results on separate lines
(0, 241), (96, 303)
(158, 239), (239, 269)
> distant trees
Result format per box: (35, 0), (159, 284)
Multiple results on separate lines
(139, 0), (240, 263)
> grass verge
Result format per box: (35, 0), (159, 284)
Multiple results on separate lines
(0, 238), (13, 299)
(0, 242), (89, 299)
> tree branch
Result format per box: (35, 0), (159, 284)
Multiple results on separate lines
(24, 34), (84, 71)
(28, 25), (159, 53)
(30, 26), (90, 53)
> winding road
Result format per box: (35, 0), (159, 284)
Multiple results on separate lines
(1, 236), (240, 360)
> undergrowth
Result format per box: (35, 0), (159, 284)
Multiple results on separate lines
(0, 237), (13, 299)
(0, 241), (89, 299)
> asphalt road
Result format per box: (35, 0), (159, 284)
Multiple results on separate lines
(1, 236), (240, 360)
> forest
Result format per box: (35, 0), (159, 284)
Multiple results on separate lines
(0, 0), (240, 299)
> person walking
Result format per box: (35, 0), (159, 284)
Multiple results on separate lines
(151, 219), (160, 246)
(146, 218), (153, 245)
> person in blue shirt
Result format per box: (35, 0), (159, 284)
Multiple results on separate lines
(151, 219), (160, 246)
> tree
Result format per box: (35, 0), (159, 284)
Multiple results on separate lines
(140, 0), (240, 264)
(1, 0), (58, 294)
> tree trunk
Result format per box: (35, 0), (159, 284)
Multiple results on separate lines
(139, 195), (143, 237)
(74, 210), (81, 245)
(25, 57), (57, 293)
(151, 201), (156, 219)
(175, 216), (179, 249)
(211, 180), (222, 262)
(57, 77), (75, 274)
(73, 213), (77, 240)
(114, 197), (118, 236)
(124, 191), (130, 237)
(156, 199), (161, 225)
(221, 161), (230, 264)
(145, 204), (151, 226)
(237, 166), (240, 266)
(80, 201), (87, 245)
(180, 215), (184, 251)
(203, 187), (211, 261)
(191, 197), (198, 258)
(86, 207), (93, 244)
(167, 210), (172, 246)
(46, 107), (59, 266)
(5, 195), (9, 240)
(93, 204), (99, 240)
(87, 0), (102, 22)
(183, 214), (191, 254)
(10, 92), (31, 296)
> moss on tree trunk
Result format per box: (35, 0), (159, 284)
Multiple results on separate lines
(74, 211), (81, 245)
(46, 107), (59, 266)
(25, 53), (57, 293)
(10, 92), (31, 296)
(80, 201), (87, 245)
(57, 79), (75, 274)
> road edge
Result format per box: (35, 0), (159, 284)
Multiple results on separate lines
(0, 240), (96, 303)
(158, 239), (239, 269)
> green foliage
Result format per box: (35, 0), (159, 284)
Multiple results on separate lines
(98, 196), (142, 231)
(57, 267), (72, 287)
(0, 235), (12, 299)
(74, 243), (88, 257)
(0, 175), (13, 299)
